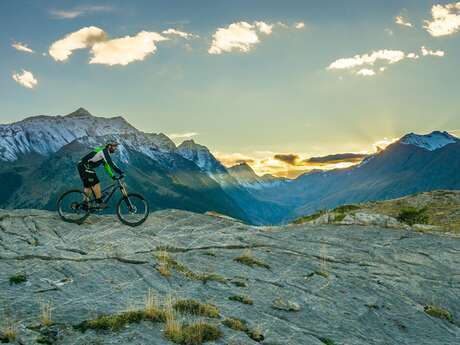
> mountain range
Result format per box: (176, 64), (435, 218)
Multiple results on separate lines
(0, 108), (459, 224)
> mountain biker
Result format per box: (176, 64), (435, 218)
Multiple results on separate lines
(77, 142), (124, 208)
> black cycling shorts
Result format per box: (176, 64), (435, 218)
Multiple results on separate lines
(78, 164), (100, 188)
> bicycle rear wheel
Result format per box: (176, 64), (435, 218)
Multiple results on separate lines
(116, 193), (149, 226)
(57, 190), (90, 224)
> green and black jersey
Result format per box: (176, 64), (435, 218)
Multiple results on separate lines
(77, 147), (123, 187)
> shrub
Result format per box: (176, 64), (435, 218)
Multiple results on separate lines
(397, 207), (429, 225)
(319, 338), (337, 345)
(333, 204), (360, 213)
(228, 295), (253, 305)
(292, 210), (325, 224)
(9, 273), (27, 285)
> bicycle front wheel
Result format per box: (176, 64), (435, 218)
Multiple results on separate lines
(116, 193), (149, 227)
(57, 190), (90, 224)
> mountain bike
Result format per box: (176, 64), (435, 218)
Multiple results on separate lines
(57, 176), (149, 226)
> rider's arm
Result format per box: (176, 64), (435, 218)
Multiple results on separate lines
(102, 147), (123, 177)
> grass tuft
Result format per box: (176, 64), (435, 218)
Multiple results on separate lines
(234, 249), (270, 269)
(173, 299), (220, 318)
(319, 338), (337, 345)
(247, 325), (264, 342)
(231, 280), (248, 288)
(424, 305), (453, 323)
(40, 300), (53, 327)
(9, 273), (27, 285)
(228, 295), (253, 305)
(315, 270), (330, 278)
(0, 317), (17, 343)
(180, 321), (222, 345)
(155, 251), (226, 283)
(222, 318), (248, 332)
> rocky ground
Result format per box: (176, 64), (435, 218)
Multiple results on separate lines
(0, 208), (459, 345)
(293, 190), (460, 234)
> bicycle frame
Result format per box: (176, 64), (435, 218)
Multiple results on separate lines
(88, 178), (131, 209)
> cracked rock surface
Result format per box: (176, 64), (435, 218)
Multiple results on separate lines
(1, 208), (459, 345)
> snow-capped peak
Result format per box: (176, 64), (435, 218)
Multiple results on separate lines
(177, 140), (225, 173)
(0, 108), (171, 161)
(399, 131), (458, 151)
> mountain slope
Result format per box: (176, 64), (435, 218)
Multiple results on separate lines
(0, 108), (289, 224)
(249, 131), (460, 222)
(177, 140), (289, 224)
(0, 109), (254, 222)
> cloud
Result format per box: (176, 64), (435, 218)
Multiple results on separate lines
(168, 132), (198, 139)
(254, 21), (274, 34)
(50, 5), (112, 19)
(373, 137), (399, 152)
(49, 26), (107, 61)
(385, 28), (394, 36)
(89, 31), (168, 66)
(424, 2), (460, 37)
(421, 46), (445, 57)
(209, 21), (288, 54)
(295, 22), (305, 29)
(328, 46), (445, 76)
(395, 15), (413, 27)
(328, 49), (406, 70)
(49, 27), (168, 65)
(214, 152), (258, 167)
(12, 42), (34, 53)
(356, 68), (376, 76)
(274, 154), (300, 165)
(274, 152), (368, 167)
(216, 150), (369, 178)
(305, 153), (369, 164)
(12, 70), (38, 89)
(162, 28), (196, 39)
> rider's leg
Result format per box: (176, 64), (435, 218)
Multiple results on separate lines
(83, 188), (91, 200)
(91, 184), (102, 200)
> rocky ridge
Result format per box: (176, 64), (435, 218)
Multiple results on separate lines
(1, 209), (459, 344)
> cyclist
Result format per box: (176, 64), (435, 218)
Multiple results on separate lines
(77, 142), (124, 208)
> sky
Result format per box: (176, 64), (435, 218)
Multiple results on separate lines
(0, 0), (459, 177)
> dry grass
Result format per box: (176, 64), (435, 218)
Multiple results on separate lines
(173, 299), (220, 318)
(155, 251), (226, 283)
(40, 300), (53, 327)
(222, 317), (248, 332)
(164, 298), (183, 344)
(234, 249), (270, 269)
(1, 316), (17, 342)
(76, 292), (223, 344)
(144, 289), (166, 321)
(158, 263), (171, 277)
(228, 295), (253, 305)
(247, 324), (264, 342)
(164, 296), (222, 345)
(180, 321), (222, 345)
